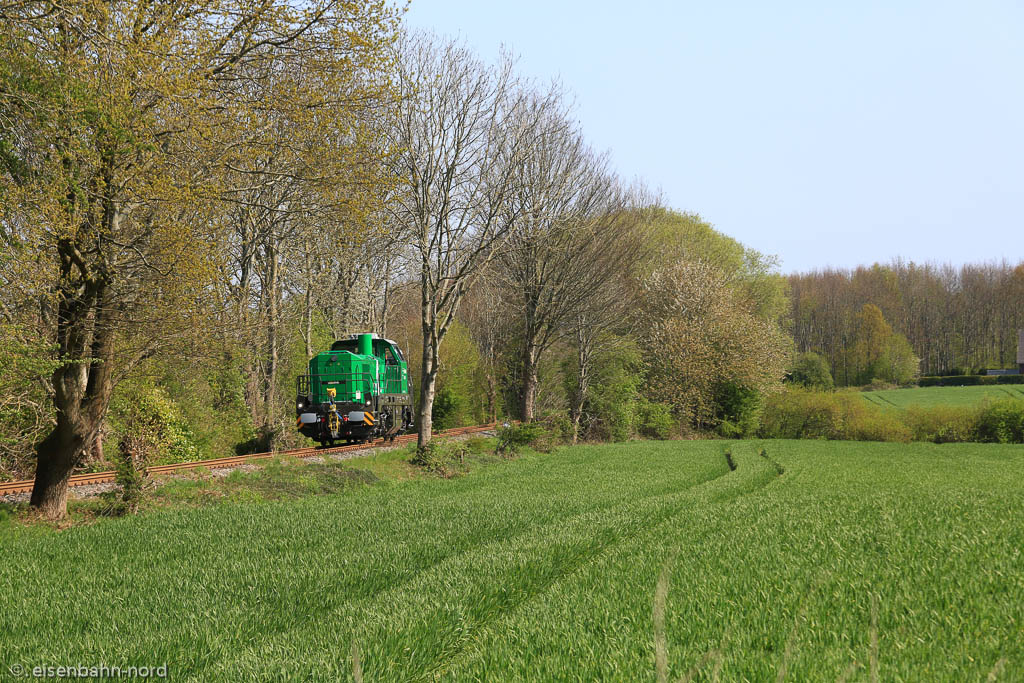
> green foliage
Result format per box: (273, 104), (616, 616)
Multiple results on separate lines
(903, 406), (978, 443)
(431, 384), (463, 432)
(759, 389), (844, 440)
(643, 209), (790, 322)
(162, 352), (257, 457)
(713, 382), (763, 437)
(495, 423), (536, 457)
(581, 343), (643, 442)
(636, 400), (676, 440)
(973, 399), (1024, 444)
(0, 325), (58, 479)
(760, 389), (911, 442)
(113, 436), (151, 516)
(769, 387), (1024, 444)
(844, 304), (919, 386)
(411, 440), (469, 478)
(495, 421), (552, 457)
(638, 260), (790, 430)
(108, 386), (201, 467)
(788, 352), (834, 390)
(402, 319), (487, 430)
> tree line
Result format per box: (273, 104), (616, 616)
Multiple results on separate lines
(790, 261), (1024, 384)
(1, 0), (792, 519)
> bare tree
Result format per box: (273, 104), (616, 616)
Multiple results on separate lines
(388, 34), (538, 447)
(496, 101), (630, 421)
(565, 202), (653, 441)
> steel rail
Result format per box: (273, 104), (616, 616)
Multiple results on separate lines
(0, 423), (497, 496)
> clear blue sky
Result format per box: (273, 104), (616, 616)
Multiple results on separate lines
(403, 1), (1023, 273)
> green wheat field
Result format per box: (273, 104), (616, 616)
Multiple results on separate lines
(862, 384), (1024, 411)
(2, 439), (1022, 681)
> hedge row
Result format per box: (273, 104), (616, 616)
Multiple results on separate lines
(761, 388), (1024, 444)
(918, 374), (1024, 387)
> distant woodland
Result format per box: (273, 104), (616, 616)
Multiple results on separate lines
(790, 262), (1024, 381)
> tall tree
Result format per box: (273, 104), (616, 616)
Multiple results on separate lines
(639, 260), (790, 429)
(387, 34), (537, 447)
(497, 103), (626, 421)
(0, 0), (400, 518)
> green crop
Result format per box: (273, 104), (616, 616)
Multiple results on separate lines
(862, 384), (1024, 411)
(1, 440), (1021, 681)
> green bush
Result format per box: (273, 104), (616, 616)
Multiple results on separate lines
(835, 394), (911, 442)
(762, 389), (1024, 444)
(411, 440), (469, 478)
(760, 389), (843, 440)
(788, 352), (834, 391)
(863, 378), (898, 391)
(760, 389), (910, 442)
(0, 326), (59, 479)
(431, 384), (464, 432)
(973, 399), (1024, 444)
(496, 422), (549, 457)
(108, 386), (201, 466)
(565, 340), (642, 442)
(636, 400), (676, 440)
(714, 382), (762, 438)
(903, 406), (979, 443)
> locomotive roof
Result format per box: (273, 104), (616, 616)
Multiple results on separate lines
(333, 334), (402, 349)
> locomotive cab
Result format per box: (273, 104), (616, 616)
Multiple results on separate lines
(296, 333), (414, 446)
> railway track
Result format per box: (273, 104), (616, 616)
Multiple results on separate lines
(0, 423), (497, 497)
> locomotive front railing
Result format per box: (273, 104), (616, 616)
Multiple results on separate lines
(298, 368), (406, 403)
(299, 372), (378, 402)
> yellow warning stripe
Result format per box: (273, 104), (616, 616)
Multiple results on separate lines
(363, 412), (374, 425)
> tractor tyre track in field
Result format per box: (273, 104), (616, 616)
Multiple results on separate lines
(200, 456), (736, 678)
(419, 446), (780, 681)
(759, 448), (786, 476)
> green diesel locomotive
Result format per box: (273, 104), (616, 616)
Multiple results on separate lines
(296, 333), (413, 446)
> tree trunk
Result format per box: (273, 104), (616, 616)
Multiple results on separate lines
(30, 419), (86, 518)
(417, 334), (437, 449)
(569, 328), (591, 444)
(30, 333), (115, 519)
(263, 241), (279, 429)
(30, 235), (116, 519)
(521, 340), (538, 422)
(520, 292), (541, 422)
